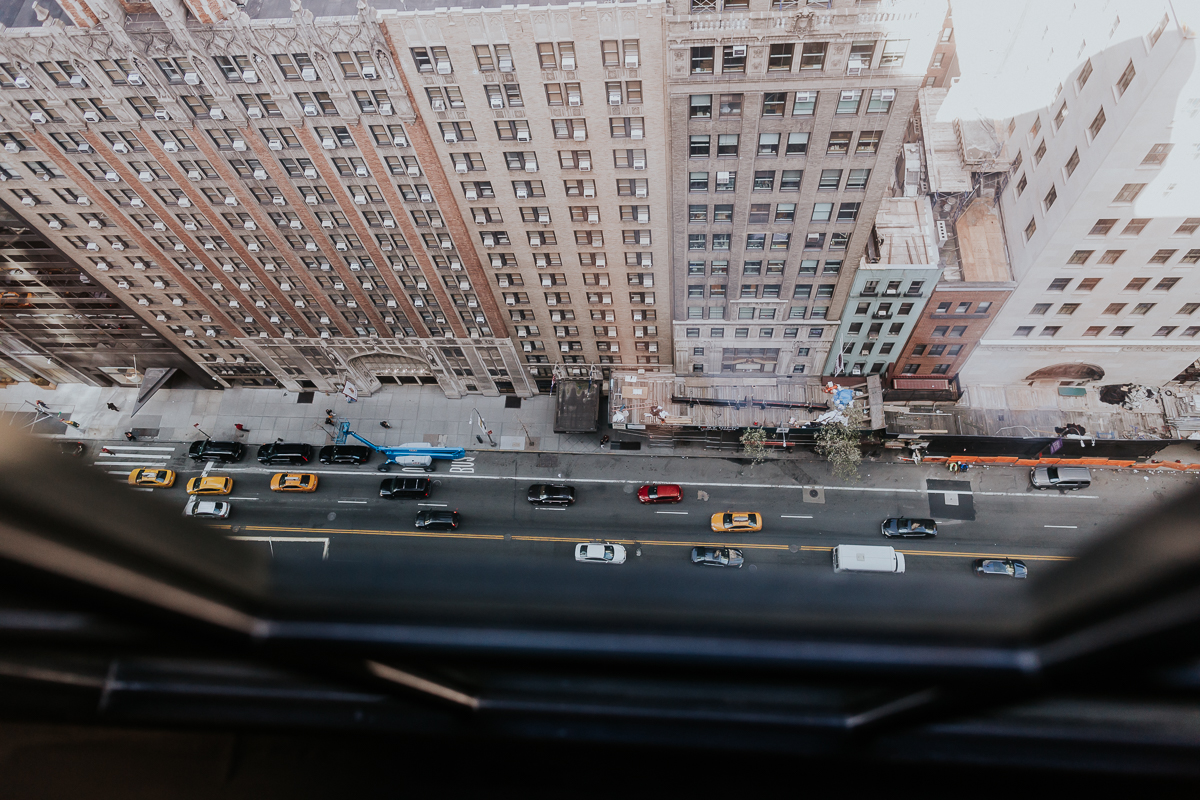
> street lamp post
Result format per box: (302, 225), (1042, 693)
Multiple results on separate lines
(471, 407), (496, 447)
(193, 422), (212, 439)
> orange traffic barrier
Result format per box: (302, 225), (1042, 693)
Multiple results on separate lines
(1015, 459), (1041, 466)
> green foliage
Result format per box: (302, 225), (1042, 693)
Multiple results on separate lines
(814, 404), (866, 481)
(740, 426), (769, 464)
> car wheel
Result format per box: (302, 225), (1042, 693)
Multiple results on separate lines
(378, 463), (391, 472)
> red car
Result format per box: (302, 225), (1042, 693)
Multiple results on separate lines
(637, 484), (683, 504)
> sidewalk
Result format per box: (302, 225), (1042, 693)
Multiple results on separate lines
(0, 381), (615, 455)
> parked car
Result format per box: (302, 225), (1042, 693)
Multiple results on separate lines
(128, 468), (176, 488)
(187, 440), (245, 463)
(691, 547), (744, 568)
(379, 477), (431, 499)
(270, 473), (318, 492)
(637, 484), (683, 504)
(415, 510), (459, 531)
(709, 511), (762, 533)
(319, 444), (372, 465)
(527, 484), (575, 505)
(575, 542), (627, 564)
(1030, 466), (1091, 490)
(186, 476), (233, 495)
(257, 442), (313, 465)
(833, 545), (905, 574)
(881, 517), (938, 538)
(184, 499), (230, 519)
(974, 558), (1028, 579)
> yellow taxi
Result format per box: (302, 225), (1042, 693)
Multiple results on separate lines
(127, 468), (176, 488)
(270, 472), (318, 492)
(186, 475), (233, 495)
(709, 511), (763, 533)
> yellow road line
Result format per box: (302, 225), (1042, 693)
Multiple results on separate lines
(224, 524), (1072, 561)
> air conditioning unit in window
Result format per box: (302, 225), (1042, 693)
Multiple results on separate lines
(224, 196), (238, 206)
(183, 71), (200, 85)
(306, 241), (319, 250)
(392, 135), (407, 147)
(444, 133), (457, 143)
(524, 162), (538, 172)
(529, 235), (541, 246)
(579, 159), (591, 171)
(640, 254), (652, 266)
(455, 162), (468, 174)
(637, 212), (649, 224)
(86, 242), (99, 251)
(381, 218), (394, 228)
(48, 220), (62, 230)
(840, 90), (857, 102)
(1, 142), (17, 154)
(246, 106), (262, 118)
(573, 128), (586, 141)
(303, 104), (318, 116)
(624, 54), (639, 68)
(287, 220), (300, 231)
(407, 166), (420, 177)
(587, 212), (598, 224)
(244, 221), (256, 230)
(535, 255), (547, 268)
(268, 139), (283, 150)
(335, 241), (348, 251)
(380, 102), (393, 116)
(29, 112), (46, 124)
(126, 72), (142, 85)
(137, 170), (153, 182)
(562, 56), (576, 71)
(187, 169), (202, 181)
(305, 195), (319, 205)
(516, 130), (530, 142)
(420, 192), (432, 202)
(154, 110), (170, 121)
(232, 139), (246, 151)
(177, 197), (190, 207)
(608, 92), (622, 106)
(14, 75), (30, 88)
(633, 158), (646, 170)
(70, 74), (87, 88)
(240, 69), (256, 83)
(635, 186), (648, 198)
(83, 111), (100, 123)
(153, 221), (167, 231)
(253, 169), (267, 180)
(273, 196), (287, 206)
(183, 221), (197, 230)
(353, 195), (367, 205)
(515, 188), (528, 199)
(173, 243), (186, 251)
(436, 61), (452, 74)
(87, 219), (102, 229)
(203, 241), (215, 250)
(301, 67), (317, 81)
(490, 97), (504, 109)
(212, 107), (227, 121)
(105, 171), (120, 182)
(595, 254), (607, 266)
(431, 99), (446, 111)
(482, 235), (495, 247)
(130, 197), (143, 208)
(880, 89), (896, 102)
(156, 141), (175, 154)
(247, 242), (260, 252)
(361, 64), (378, 80)
(355, 166), (369, 178)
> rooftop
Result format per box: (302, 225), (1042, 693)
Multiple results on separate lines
(953, 198), (1012, 283)
(863, 197), (940, 269)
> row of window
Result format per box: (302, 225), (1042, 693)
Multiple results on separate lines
(688, 169), (869, 193)
(428, 81), (645, 110)
(686, 326), (825, 339)
(1044, 275), (1186, 293)
(1013, 324), (1199, 338)
(687, 40), (908, 74)
(687, 258), (844, 276)
(471, 206), (651, 224)
(689, 90), (895, 119)
(1031, 300), (1200, 317)
(1086, 218), (1199, 237)
(688, 131), (880, 158)
(412, 40), (640, 74)
(688, 230), (852, 251)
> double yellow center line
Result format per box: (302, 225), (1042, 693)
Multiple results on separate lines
(215, 524), (1072, 562)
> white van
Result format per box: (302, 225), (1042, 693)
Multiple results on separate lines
(832, 545), (905, 574)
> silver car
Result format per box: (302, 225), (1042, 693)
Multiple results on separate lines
(184, 499), (230, 519)
(575, 542), (626, 564)
(691, 547), (744, 568)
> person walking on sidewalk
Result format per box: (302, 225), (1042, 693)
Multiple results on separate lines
(234, 423), (248, 432)
(124, 431), (137, 442)
(106, 402), (120, 412)
(101, 447), (113, 455)
(379, 420), (392, 429)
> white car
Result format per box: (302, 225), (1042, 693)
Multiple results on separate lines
(575, 542), (626, 564)
(184, 499), (230, 519)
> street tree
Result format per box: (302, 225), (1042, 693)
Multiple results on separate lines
(815, 404), (866, 481)
(740, 426), (769, 464)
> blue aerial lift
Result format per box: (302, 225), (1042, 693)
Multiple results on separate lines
(336, 421), (465, 471)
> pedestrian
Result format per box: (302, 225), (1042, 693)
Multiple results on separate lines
(234, 423), (248, 432)
(65, 419), (81, 429)
(324, 415), (335, 426)
(379, 420), (392, 429)
(101, 447), (113, 454)
(124, 431), (137, 442)
(600, 434), (610, 446)
(106, 402), (120, 412)
(325, 409), (334, 416)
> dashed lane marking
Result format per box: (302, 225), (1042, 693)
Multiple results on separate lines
(1044, 525), (1078, 529)
(655, 511), (688, 515)
(781, 515), (814, 519)
(337, 500), (368, 504)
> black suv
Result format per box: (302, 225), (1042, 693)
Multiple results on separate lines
(319, 445), (372, 465)
(187, 440), (246, 463)
(256, 442), (313, 465)
(414, 510), (459, 531)
(527, 484), (576, 505)
(379, 477), (431, 499)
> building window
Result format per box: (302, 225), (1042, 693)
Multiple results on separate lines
(762, 93), (786, 116)
(1064, 149), (1080, 178)
(792, 91), (817, 116)
(1088, 107), (1107, 140)
(1024, 218), (1037, 240)
(691, 47), (715, 74)
(1014, 326), (1033, 337)
(1110, 326), (1132, 337)
(1115, 61), (1135, 97)
(1067, 250), (1093, 264)
(768, 43), (794, 71)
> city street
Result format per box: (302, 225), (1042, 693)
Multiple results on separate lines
(104, 445), (1197, 579)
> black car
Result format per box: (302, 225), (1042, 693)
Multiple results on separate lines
(187, 440), (246, 463)
(881, 517), (937, 538)
(256, 442), (313, 465)
(414, 510), (459, 531)
(974, 558), (1028, 579)
(379, 477), (431, 499)
(319, 444), (372, 465)
(527, 484), (575, 505)
(691, 547), (744, 568)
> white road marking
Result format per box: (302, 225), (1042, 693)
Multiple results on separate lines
(534, 506), (566, 511)
(228, 496), (260, 501)
(202, 460), (214, 477)
(131, 488), (154, 492)
(418, 502), (448, 507)
(102, 446), (176, 452)
(337, 500), (368, 504)
(99, 452), (167, 458)
(781, 515), (814, 519)
(656, 511), (688, 515)
(1044, 524), (1078, 529)
(92, 461), (168, 467)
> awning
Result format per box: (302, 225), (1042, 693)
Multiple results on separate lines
(893, 378), (950, 391)
(130, 367), (177, 417)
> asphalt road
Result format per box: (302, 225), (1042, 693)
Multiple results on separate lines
(114, 449), (1194, 579)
